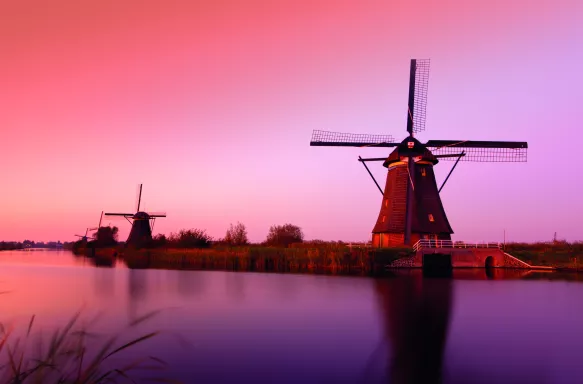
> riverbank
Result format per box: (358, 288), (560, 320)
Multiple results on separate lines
(503, 241), (583, 270)
(73, 241), (583, 273)
(75, 245), (413, 275)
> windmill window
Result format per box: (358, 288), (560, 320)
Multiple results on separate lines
(382, 215), (386, 223)
(421, 168), (426, 176)
(384, 199), (388, 207)
(428, 214), (434, 222)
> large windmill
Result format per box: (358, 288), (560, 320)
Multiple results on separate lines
(310, 59), (528, 247)
(104, 184), (166, 247)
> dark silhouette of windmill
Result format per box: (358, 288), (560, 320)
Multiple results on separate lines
(74, 227), (97, 242)
(310, 59), (528, 247)
(92, 211), (104, 240)
(104, 184), (166, 247)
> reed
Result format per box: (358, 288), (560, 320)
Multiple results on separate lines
(117, 245), (413, 275)
(0, 310), (174, 384)
(504, 241), (583, 269)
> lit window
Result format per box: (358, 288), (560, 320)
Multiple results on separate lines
(428, 214), (434, 222)
(421, 168), (426, 176)
(382, 215), (386, 223)
(384, 199), (388, 207)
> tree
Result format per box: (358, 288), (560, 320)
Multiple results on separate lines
(94, 226), (119, 247)
(169, 229), (213, 248)
(265, 224), (304, 247)
(224, 222), (249, 246)
(149, 234), (167, 248)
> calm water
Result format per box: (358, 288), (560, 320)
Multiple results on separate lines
(1, 249), (583, 384)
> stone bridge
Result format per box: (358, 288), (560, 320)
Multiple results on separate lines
(389, 240), (532, 269)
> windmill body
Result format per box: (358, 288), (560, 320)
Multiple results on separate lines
(104, 185), (166, 247)
(372, 137), (453, 247)
(126, 211), (154, 245)
(310, 59), (528, 247)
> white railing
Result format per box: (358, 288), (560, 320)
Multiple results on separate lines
(413, 239), (502, 252)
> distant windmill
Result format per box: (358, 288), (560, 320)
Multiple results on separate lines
(310, 59), (528, 247)
(89, 211), (104, 240)
(74, 227), (97, 242)
(104, 184), (166, 247)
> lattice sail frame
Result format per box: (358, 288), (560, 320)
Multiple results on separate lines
(428, 145), (528, 162)
(310, 130), (395, 146)
(412, 59), (430, 134)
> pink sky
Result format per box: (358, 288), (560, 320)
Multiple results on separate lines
(0, 0), (581, 243)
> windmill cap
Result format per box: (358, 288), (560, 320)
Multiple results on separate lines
(133, 212), (150, 220)
(383, 137), (438, 167)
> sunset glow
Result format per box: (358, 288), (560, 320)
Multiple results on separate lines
(1, 0), (581, 243)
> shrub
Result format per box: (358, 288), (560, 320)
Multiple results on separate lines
(147, 234), (167, 248)
(265, 224), (304, 247)
(169, 229), (213, 248)
(224, 222), (249, 246)
(93, 226), (119, 248)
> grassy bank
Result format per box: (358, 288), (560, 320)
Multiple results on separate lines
(74, 241), (583, 273)
(99, 245), (413, 275)
(504, 241), (583, 269)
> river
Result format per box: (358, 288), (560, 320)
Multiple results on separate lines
(0, 249), (582, 383)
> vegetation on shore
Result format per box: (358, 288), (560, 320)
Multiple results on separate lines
(59, 222), (583, 272)
(0, 309), (172, 383)
(504, 241), (583, 269)
(0, 242), (23, 251)
(118, 245), (412, 275)
(65, 222), (412, 275)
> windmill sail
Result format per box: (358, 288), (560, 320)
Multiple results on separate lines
(426, 140), (528, 162)
(310, 130), (397, 147)
(408, 59), (430, 135)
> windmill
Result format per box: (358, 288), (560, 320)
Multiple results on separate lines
(74, 227), (97, 242)
(89, 211), (104, 241)
(104, 184), (166, 247)
(310, 59), (528, 247)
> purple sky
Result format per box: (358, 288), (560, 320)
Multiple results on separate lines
(0, 0), (581, 243)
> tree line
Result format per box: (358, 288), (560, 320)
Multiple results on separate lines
(69, 222), (310, 249)
(0, 240), (65, 250)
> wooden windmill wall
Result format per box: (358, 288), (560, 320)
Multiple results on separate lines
(371, 139), (453, 247)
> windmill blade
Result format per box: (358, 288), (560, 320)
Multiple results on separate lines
(310, 130), (397, 147)
(407, 59), (430, 135)
(426, 140), (528, 162)
(147, 212), (167, 217)
(136, 184), (143, 212)
(98, 211), (104, 228)
(104, 213), (135, 217)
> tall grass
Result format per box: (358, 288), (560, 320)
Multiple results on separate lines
(504, 241), (583, 268)
(0, 310), (176, 384)
(118, 245), (413, 275)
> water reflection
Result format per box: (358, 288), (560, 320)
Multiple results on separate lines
(224, 272), (246, 301)
(176, 270), (207, 298)
(2, 250), (583, 383)
(128, 269), (148, 321)
(453, 268), (532, 280)
(89, 255), (115, 268)
(374, 270), (454, 384)
(93, 266), (115, 298)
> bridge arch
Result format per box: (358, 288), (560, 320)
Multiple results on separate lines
(485, 256), (494, 268)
